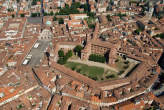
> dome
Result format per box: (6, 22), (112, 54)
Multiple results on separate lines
(46, 21), (52, 25)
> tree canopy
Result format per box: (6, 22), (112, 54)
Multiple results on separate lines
(58, 49), (64, 57)
(89, 54), (106, 63)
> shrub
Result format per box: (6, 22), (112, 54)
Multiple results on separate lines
(89, 54), (106, 63)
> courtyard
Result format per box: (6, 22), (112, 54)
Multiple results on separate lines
(64, 61), (118, 81)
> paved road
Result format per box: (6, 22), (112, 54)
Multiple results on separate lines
(27, 40), (50, 67)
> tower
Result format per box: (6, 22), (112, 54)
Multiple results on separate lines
(41, 0), (44, 32)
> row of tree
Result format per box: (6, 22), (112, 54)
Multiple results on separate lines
(57, 50), (73, 65)
(89, 54), (106, 63)
(56, 2), (90, 15)
(53, 16), (64, 24)
(31, 13), (40, 17)
(153, 33), (164, 39)
(31, 11), (54, 17)
(31, 0), (41, 5)
(57, 45), (83, 65)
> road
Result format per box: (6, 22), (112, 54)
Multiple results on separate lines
(27, 40), (49, 67)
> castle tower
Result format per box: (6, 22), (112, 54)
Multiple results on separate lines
(147, 2), (154, 20)
(81, 34), (91, 60)
(108, 42), (121, 66)
(41, 0), (44, 32)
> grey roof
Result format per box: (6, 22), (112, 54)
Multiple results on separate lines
(27, 17), (42, 24)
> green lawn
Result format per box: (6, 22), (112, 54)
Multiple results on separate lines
(64, 62), (104, 81)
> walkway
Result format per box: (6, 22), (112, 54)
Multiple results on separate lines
(68, 59), (118, 72)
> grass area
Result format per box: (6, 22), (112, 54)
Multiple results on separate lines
(64, 62), (104, 81)
(65, 62), (119, 81)
(115, 56), (130, 75)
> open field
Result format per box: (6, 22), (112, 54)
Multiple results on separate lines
(64, 62), (118, 81)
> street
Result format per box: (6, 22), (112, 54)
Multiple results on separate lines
(27, 40), (50, 67)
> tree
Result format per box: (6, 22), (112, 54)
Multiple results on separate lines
(20, 14), (25, 17)
(106, 14), (112, 21)
(89, 54), (106, 63)
(81, 3), (90, 12)
(58, 49), (64, 57)
(12, 14), (15, 18)
(31, 13), (40, 17)
(32, 1), (37, 5)
(87, 12), (95, 18)
(134, 29), (141, 35)
(57, 58), (66, 65)
(58, 18), (64, 24)
(50, 11), (54, 16)
(74, 45), (83, 56)
(88, 24), (95, 29)
(66, 50), (73, 58)
(53, 16), (57, 21)
(117, 13), (126, 18)
(71, 2), (81, 9)
(56, 3), (80, 15)
(16, 0), (20, 3)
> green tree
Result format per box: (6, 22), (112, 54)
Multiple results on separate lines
(16, 0), (20, 3)
(89, 54), (106, 63)
(88, 24), (95, 29)
(81, 3), (90, 12)
(12, 14), (15, 18)
(66, 50), (73, 58)
(58, 18), (64, 24)
(87, 12), (95, 18)
(20, 14), (25, 17)
(53, 16), (57, 21)
(74, 45), (83, 56)
(31, 13), (40, 17)
(57, 58), (66, 65)
(71, 2), (81, 9)
(58, 49), (64, 57)
(106, 14), (111, 21)
(50, 11), (54, 16)
(134, 29), (141, 35)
